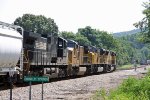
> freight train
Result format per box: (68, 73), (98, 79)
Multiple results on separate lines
(0, 21), (116, 82)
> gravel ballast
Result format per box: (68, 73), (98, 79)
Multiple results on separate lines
(0, 66), (149, 100)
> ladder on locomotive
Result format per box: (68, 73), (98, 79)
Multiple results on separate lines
(23, 50), (31, 73)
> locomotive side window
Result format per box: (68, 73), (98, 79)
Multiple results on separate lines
(67, 43), (75, 48)
(106, 51), (109, 55)
(74, 44), (76, 55)
(84, 46), (88, 54)
(57, 37), (64, 57)
(77, 47), (80, 60)
(64, 40), (67, 48)
(59, 41), (63, 47)
(75, 44), (78, 49)
(58, 38), (64, 48)
(100, 49), (105, 55)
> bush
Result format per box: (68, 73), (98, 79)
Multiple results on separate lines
(109, 77), (150, 100)
(93, 69), (150, 100)
(146, 68), (150, 77)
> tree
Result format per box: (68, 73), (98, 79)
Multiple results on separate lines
(75, 33), (91, 46)
(14, 14), (58, 35)
(134, 2), (150, 43)
(59, 31), (75, 40)
(78, 26), (117, 49)
(59, 31), (91, 46)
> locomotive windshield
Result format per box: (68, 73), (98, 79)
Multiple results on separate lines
(67, 42), (75, 48)
(68, 43), (75, 48)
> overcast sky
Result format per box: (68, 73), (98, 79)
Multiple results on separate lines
(0, 0), (148, 33)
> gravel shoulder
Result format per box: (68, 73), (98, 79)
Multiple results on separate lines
(0, 66), (149, 100)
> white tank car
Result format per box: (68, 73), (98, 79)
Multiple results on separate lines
(0, 21), (23, 75)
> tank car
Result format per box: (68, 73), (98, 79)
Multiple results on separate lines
(0, 21), (23, 82)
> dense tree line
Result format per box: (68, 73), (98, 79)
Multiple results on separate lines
(60, 26), (117, 50)
(115, 33), (150, 65)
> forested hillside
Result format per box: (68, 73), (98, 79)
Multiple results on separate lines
(115, 32), (150, 65)
(113, 29), (140, 37)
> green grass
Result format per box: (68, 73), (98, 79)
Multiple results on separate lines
(117, 64), (133, 70)
(92, 68), (150, 100)
(92, 88), (108, 100)
(117, 64), (140, 70)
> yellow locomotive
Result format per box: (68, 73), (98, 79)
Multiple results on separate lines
(66, 42), (116, 76)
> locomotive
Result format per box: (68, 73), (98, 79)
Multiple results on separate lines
(0, 21), (116, 82)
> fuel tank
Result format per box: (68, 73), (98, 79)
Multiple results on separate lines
(0, 27), (22, 68)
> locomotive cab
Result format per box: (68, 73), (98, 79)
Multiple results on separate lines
(67, 40), (79, 66)
(56, 37), (68, 65)
(90, 46), (99, 65)
(99, 48), (106, 64)
(57, 37), (67, 57)
(66, 40), (80, 76)
(83, 46), (90, 64)
(111, 52), (116, 65)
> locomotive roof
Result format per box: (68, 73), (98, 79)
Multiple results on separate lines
(58, 37), (67, 42)
(67, 39), (78, 45)
(100, 48), (106, 51)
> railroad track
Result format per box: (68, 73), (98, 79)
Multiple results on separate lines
(0, 71), (106, 91)
(0, 65), (147, 91)
(0, 66), (149, 100)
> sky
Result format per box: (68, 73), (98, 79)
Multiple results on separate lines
(0, 0), (148, 33)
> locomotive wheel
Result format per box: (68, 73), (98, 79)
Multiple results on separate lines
(84, 67), (90, 75)
(102, 66), (107, 73)
(72, 67), (79, 77)
(112, 65), (116, 71)
(106, 65), (111, 73)
(103, 65), (111, 73)
(58, 68), (67, 78)
(93, 66), (98, 74)
(91, 65), (94, 74)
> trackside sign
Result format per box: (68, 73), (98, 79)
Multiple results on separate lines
(24, 76), (49, 82)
